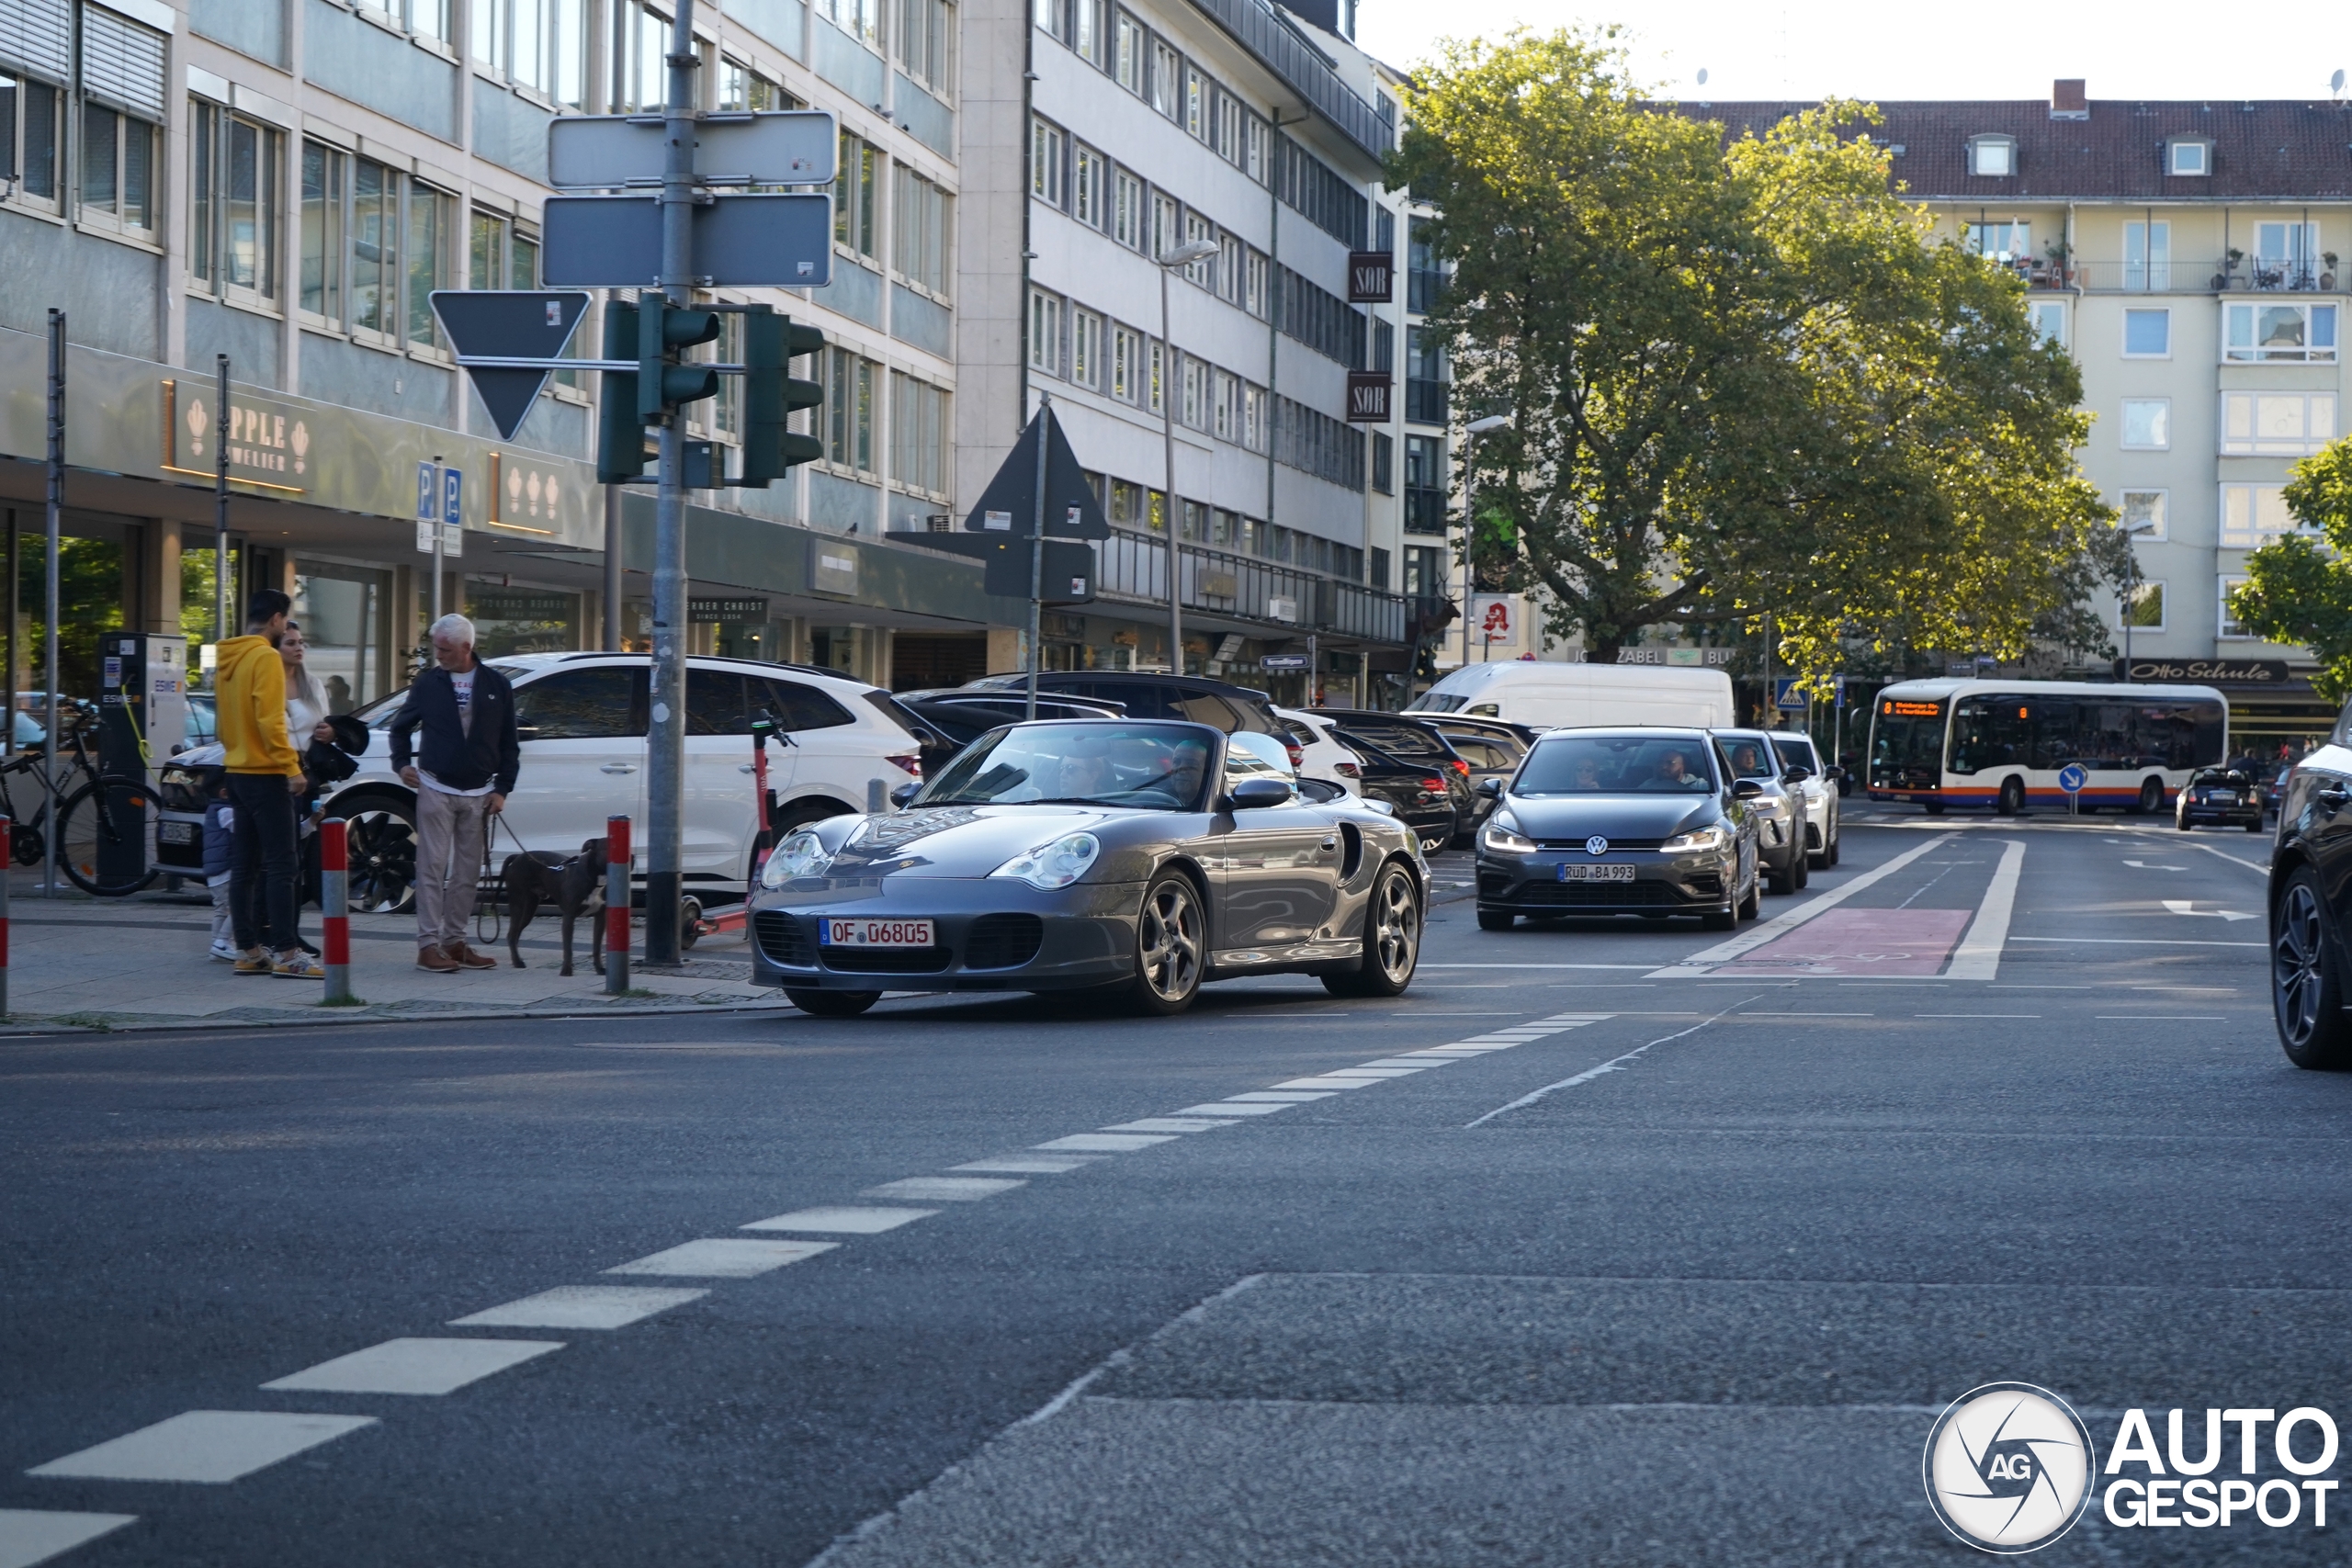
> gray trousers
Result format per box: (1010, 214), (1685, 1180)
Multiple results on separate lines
(415, 786), (492, 950)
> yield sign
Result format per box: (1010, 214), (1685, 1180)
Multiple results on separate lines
(427, 290), (591, 442)
(962, 405), (1110, 539)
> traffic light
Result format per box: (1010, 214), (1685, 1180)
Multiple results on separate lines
(595, 300), (649, 484)
(736, 309), (827, 489)
(636, 299), (722, 422)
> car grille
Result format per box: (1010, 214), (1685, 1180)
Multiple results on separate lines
(752, 911), (814, 967)
(1513, 882), (1684, 908)
(966, 913), (1045, 969)
(1536, 837), (1665, 852)
(822, 944), (953, 974)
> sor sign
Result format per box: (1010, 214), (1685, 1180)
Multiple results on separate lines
(1472, 595), (1518, 647)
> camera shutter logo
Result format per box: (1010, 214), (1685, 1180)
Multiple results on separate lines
(1585, 835), (1608, 856)
(1923, 1382), (2096, 1553)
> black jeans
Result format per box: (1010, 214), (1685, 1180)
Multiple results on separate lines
(226, 773), (300, 954)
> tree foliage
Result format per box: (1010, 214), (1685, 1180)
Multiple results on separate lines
(2232, 440), (2352, 702)
(1391, 30), (2116, 685)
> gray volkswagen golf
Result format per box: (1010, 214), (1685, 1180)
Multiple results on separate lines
(748, 718), (1427, 1017)
(1473, 728), (1764, 931)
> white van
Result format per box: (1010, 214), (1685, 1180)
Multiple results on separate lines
(1409, 660), (1734, 731)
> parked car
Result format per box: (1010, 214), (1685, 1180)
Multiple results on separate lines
(160, 653), (930, 914)
(1430, 728), (1524, 810)
(2265, 761), (2294, 819)
(1314, 709), (1480, 842)
(1425, 714), (1539, 750)
(1272, 705), (1363, 795)
(1713, 728), (1812, 893)
(1764, 729), (1842, 868)
(898, 689), (1122, 774)
(748, 717), (1427, 1017)
(1473, 727), (1762, 931)
(2177, 766), (2266, 832)
(2270, 710), (2352, 1066)
(962, 671), (1291, 746)
(1411, 660), (1735, 729)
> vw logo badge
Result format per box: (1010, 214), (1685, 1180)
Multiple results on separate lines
(1585, 835), (1609, 856)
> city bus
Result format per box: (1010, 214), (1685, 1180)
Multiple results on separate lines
(1866, 678), (2228, 814)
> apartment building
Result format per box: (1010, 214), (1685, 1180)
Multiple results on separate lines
(0, 0), (1008, 705)
(949, 0), (1410, 702)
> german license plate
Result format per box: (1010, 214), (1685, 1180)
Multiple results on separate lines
(1560, 863), (1635, 883)
(159, 822), (195, 844)
(820, 917), (934, 947)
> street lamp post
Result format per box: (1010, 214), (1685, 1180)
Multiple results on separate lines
(2120, 520), (2156, 681)
(1155, 240), (1221, 675)
(1459, 413), (1510, 665)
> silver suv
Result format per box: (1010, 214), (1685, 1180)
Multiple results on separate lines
(1713, 729), (1812, 894)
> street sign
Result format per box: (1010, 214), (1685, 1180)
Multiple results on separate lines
(2057, 763), (2088, 794)
(548, 110), (838, 188)
(413, 462), (462, 557)
(428, 290), (591, 441)
(540, 193), (835, 288)
(1775, 678), (1808, 712)
(1261, 653), (1311, 671)
(1833, 674), (1847, 709)
(922, 531), (1098, 604)
(963, 406), (1110, 539)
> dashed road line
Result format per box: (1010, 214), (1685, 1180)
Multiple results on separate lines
(743, 1206), (938, 1234)
(861, 1177), (1025, 1202)
(261, 1338), (563, 1397)
(28, 1412), (377, 1484)
(448, 1285), (707, 1331)
(0, 1509), (137, 1568)
(605, 1238), (836, 1278)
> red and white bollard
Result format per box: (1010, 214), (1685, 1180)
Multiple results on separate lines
(605, 815), (631, 994)
(321, 817), (351, 1004)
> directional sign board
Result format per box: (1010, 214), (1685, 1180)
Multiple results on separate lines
(541, 194), (833, 288)
(548, 111), (838, 188)
(2057, 763), (2088, 794)
(428, 290), (591, 441)
(964, 406), (1111, 539)
(1261, 654), (1311, 671)
(918, 532), (1097, 604)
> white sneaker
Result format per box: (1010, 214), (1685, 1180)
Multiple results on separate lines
(209, 939), (239, 962)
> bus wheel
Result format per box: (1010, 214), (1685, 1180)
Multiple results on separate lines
(1923, 800), (1945, 816)
(2134, 777), (2164, 815)
(1998, 777), (2025, 816)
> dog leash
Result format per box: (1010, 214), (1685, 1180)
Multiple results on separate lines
(473, 809), (525, 946)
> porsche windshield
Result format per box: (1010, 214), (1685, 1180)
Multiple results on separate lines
(1515, 735), (1719, 795)
(922, 723), (1216, 811)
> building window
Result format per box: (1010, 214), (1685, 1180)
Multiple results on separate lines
(1371, 431), (1394, 495)
(1967, 136), (2015, 176)
(889, 372), (948, 497)
(720, 59), (803, 111)
(1111, 323), (1141, 401)
(475, 0), (587, 107)
(404, 180), (446, 346)
(1182, 211), (1213, 286)
(1243, 384), (1265, 452)
(2120, 399), (2170, 450)
(1028, 289), (1063, 374)
(2119, 490), (2167, 542)
(0, 72), (62, 210)
(891, 165), (951, 298)
(1032, 0), (1063, 39)
(896, 0), (956, 98)
(607, 2), (671, 110)
(2122, 308), (2170, 357)
(190, 101), (284, 304)
(470, 209), (538, 289)
(2118, 581), (2165, 634)
(1029, 118), (1065, 208)
(1404, 433), (1445, 533)
(2219, 576), (2251, 639)
(1216, 232), (1242, 303)
(1244, 113), (1268, 184)
(819, 0), (881, 49)
(1402, 545), (1446, 599)
(1112, 167), (1144, 250)
(1962, 220), (2028, 263)
(1408, 217), (1442, 313)
(1245, 249), (1269, 319)
(1371, 547), (1390, 591)
(2220, 483), (2295, 547)
(363, 0), (451, 44)
(2168, 140), (2209, 176)
(2221, 391), (2338, 456)
(826, 348), (876, 472)
(2124, 220), (2169, 291)
(1406, 328), (1447, 425)
(1182, 65), (1206, 139)
(1071, 143), (1106, 228)
(1214, 92), (1240, 165)
(1149, 40), (1180, 118)
(1114, 11), (1144, 94)
(1181, 354), (1205, 429)
(2225, 301), (2337, 363)
(1150, 192), (1178, 261)
(2029, 299), (2066, 346)
(79, 102), (157, 234)
(300, 141), (345, 321)
(351, 156), (396, 335)
(1211, 367), (1236, 441)
(1071, 308), (1102, 389)
(836, 131), (878, 259)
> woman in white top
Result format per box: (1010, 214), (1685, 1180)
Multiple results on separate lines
(281, 624), (335, 749)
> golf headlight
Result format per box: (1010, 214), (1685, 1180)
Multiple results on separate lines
(992, 831), (1101, 890)
(1662, 824), (1732, 853)
(761, 829), (834, 887)
(1479, 811), (1538, 855)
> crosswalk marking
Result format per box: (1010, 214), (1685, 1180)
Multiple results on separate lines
(742, 1206), (937, 1235)
(862, 1177), (1025, 1201)
(1101, 1118), (1236, 1133)
(0, 1510), (136, 1568)
(951, 1157), (1100, 1174)
(262, 1337), (562, 1396)
(28, 1412), (377, 1484)
(605, 1238), (836, 1278)
(448, 1286), (706, 1331)
(1033, 1134), (1177, 1151)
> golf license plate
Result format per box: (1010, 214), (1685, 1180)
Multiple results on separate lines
(820, 917), (934, 948)
(1560, 863), (1635, 883)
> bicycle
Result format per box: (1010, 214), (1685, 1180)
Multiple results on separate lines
(0, 700), (164, 897)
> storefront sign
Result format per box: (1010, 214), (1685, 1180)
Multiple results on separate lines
(1345, 372), (1392, 423)
(690, 598), (768, 622)
(2113, 658), (2293, 684)
(810, 541), (860, 596)
(490, 450), (571, 536)
(163, 378), (311, 493)
(1472, 594), (1518, 646)
(1346, 251), (1394, 303)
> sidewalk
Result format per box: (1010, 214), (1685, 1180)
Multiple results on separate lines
(0, 867), (786, 1034)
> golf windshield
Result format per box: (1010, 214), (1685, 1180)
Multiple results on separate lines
(921, 722), (1216, 810)
(1515, 735), (1718, 795)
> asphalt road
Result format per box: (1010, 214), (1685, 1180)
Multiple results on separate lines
(5, 807), (2347, 1566)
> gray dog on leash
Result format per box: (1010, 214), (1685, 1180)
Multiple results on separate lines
(502, 837), (607, 976)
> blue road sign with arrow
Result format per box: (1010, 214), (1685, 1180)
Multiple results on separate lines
(2058, 763), (2088, 794)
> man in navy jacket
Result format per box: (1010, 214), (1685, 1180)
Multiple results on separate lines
(390, 614), (521, 972)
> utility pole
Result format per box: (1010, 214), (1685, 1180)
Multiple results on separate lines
(1026, 396), (1050, 719)
(43, 311), (63, 898)
(643, 0), (700, 966)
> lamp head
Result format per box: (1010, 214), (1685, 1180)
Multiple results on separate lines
(1465, 413), (1511, 434)
(1158, 240), (1221, 267)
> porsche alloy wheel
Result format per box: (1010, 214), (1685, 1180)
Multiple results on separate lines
(1128, 874), (1205, 1015)
(1328, 862), (1419, 998)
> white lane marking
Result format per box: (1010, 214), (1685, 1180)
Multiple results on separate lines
(27, 1412), (377, 1483)
(1308, 1066), (1422, 1078)
(605, 1238), (836, 1277)
(1917, 1013), (2041, 1019)
(2011, 935), (2265, 948)
(1645, 833), (1959, 977)
(2190, 842), (2271, 875)
(743, 1206), (938, 1235)
(448, 1286), (706, 1331)
(1223, 1091), (1337, 1101)
(1034, 1134), (1177, 1151)
(0, 1510), (137, 1568)
(2163, 899), (2257, 921)
(1360, 1055), (1457, 1068)
(1464, 998), (1757, 1129)
(862, 1177), (1025, 1202)
(1270, 1077), (1382, 1090)
(2097, 1014), (2229, 1021)
(2122, 860), (2187, 870)
(1180, 1101), (1291, 1117)
(950, 1158), (1100, 1174)
(1945, 838), (2027, 981)
(261, 1337), (563, 1395)
(1102, 1118), (1236, 1133)
(1416, 963), (1657, 970)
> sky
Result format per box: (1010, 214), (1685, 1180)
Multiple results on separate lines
(1355, 0), (2352, 105)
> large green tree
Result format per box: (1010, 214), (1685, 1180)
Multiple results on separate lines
(1392, 31), (2116, 681)
(2228, 440), (2352, 701)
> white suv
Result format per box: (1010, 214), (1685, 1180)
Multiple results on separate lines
(324, 654), (926, 910)
(1767, 729), (1841, 869)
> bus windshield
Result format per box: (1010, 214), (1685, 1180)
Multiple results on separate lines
(1871, 701), (1945, 788)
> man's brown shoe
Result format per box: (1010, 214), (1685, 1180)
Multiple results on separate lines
(416, 945), (460, 973)
(448, 942), (498, 970)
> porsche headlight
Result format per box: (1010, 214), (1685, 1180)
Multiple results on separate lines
(991, 831), (1101, 890)
(761, 829), (834, 887)
(1662, 824), (1732, 854)
(1478, 810), (1537, 855)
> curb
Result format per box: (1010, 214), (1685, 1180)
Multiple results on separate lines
(0, 991), (795, 1039)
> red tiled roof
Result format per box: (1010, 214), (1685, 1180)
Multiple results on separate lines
(1676, 98), (2352, 201)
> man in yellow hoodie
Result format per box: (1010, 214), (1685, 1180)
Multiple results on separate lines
(216, 589), (323, 979)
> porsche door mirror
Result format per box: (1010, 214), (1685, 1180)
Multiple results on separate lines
(888, 782), (921, 809)
(1224, 777), (1294, 810)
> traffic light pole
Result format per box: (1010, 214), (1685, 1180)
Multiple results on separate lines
(644, 0), (699, 967)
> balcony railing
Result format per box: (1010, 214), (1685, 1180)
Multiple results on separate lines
(1093, 530), (1408, 643)
(2039, 259), (2343, 293)
(1405, 378), (1448, 425)
(1183, 0), (1388, 162)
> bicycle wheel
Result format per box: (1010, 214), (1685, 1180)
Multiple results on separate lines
(58, 776), (163, 897)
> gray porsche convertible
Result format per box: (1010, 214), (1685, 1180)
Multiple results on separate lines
(747, 718), (1427, 1017)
